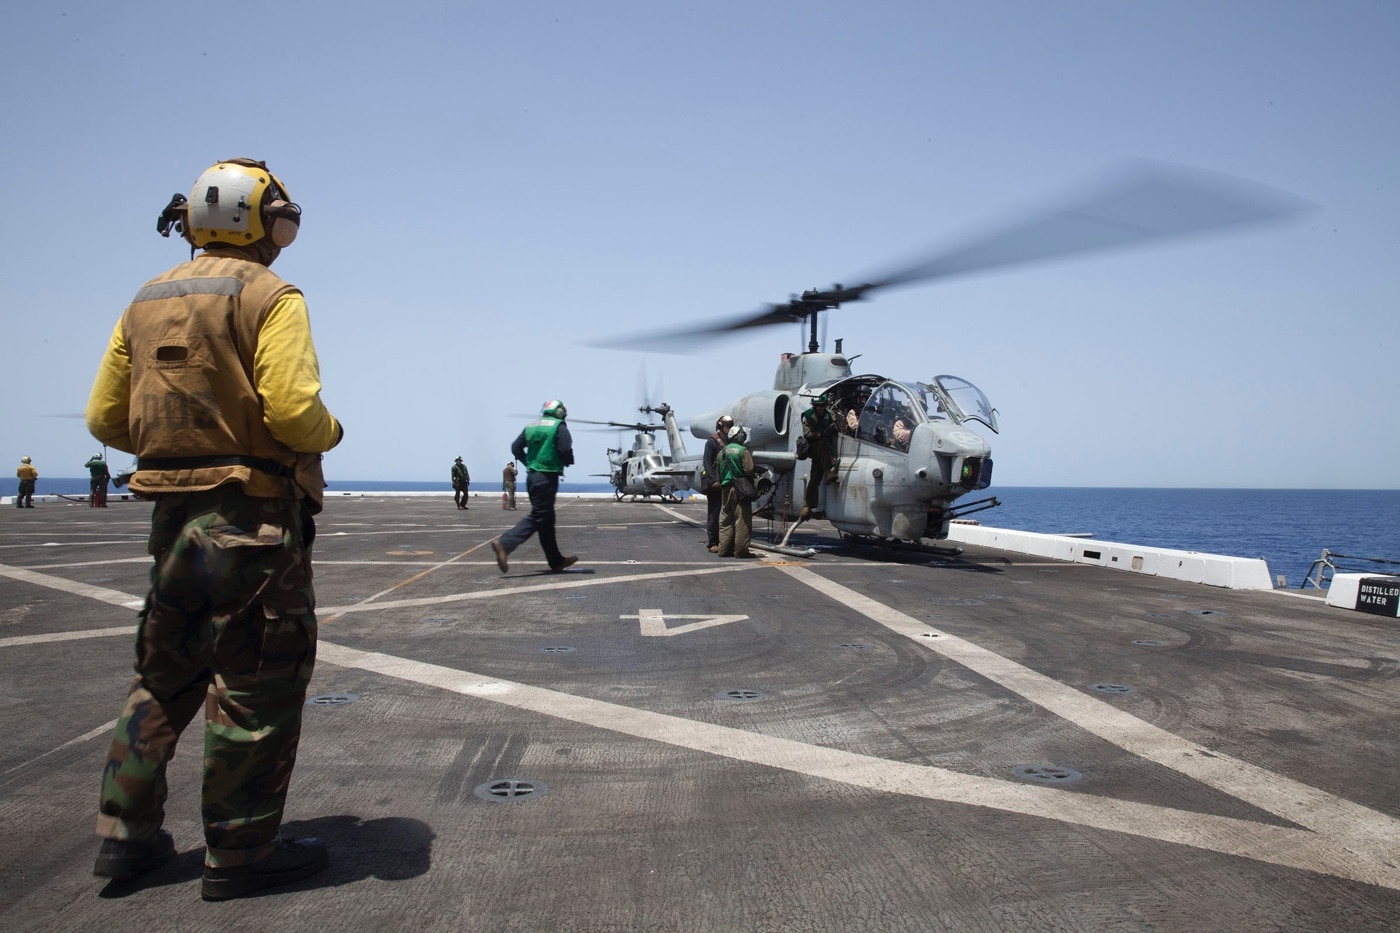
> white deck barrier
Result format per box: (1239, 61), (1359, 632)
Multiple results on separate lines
(1324, 573), (1400, 617)
(943, 524), (1275, 590)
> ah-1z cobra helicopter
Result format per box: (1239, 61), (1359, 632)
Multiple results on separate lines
(615, 162), (1309, 556)
(686, 323), (1001, 554)
(581, 404), (701, 501)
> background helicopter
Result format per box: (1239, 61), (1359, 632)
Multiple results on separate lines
(610, 162), (1310, 555)
(577, 404), (701, 501)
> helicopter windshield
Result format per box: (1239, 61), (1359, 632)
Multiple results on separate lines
(834, 380), (924, 451)
(920, 375), (998, 433)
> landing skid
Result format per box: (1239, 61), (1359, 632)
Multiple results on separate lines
(775, 513), (963, 559)
(841, 533), (964, 557)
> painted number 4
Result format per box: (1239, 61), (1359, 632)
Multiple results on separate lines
(622, 608), (748, 637)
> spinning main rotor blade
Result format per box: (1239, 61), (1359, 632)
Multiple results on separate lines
(861, 160), (1311, 290)
(603, 161), (1312, 350)
(574, 419), (662, 432)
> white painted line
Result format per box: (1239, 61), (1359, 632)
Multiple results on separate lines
(27, 557), (151, 570)
(624, 608), (749, 636)
(320, 565), (759, 616)
(315, 640), (1400, 891)
(0, 626), (133, 649)
(777, 564), (1400, 873)
(0, 562), (145, 610)
(0, 540), (145, 550)
(1, 719), (117, 786)
(654, 503), (700, 525)
(7, 549), (1397, 887)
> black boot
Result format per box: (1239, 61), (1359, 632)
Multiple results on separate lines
(201, 835), (329, 901)
(93, 829), (176, 880)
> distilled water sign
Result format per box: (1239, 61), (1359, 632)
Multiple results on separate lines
(1355, 577), (1400, 616)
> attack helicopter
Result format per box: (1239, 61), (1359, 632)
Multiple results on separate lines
(578, 404), (702, 501)
(609, 161), (1310, 555)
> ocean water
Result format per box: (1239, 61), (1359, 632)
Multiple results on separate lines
(6, 478), (1397, 586)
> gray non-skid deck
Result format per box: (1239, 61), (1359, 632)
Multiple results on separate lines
(2, 494), (1398, 931)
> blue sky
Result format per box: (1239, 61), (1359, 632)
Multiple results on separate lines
(2, 1), (1396, 488)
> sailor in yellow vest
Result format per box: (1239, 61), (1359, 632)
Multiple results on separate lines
(86, 158), (341, 900)
(15, 456), (38, 508)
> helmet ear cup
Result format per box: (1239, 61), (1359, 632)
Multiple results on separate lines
(266, 200), (300, 248)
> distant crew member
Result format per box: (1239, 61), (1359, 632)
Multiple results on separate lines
(800, 393), (838, 520)
(86, 157), (342, 900)
(701, 414), (734, 552)
(502, 461), (518, 510)
(85, 452), (112, 507)
(717, 425), (757, 558)
(451, 456), (470, 509)
(491, 400), (578, 573)
(15, 456), (38, 508)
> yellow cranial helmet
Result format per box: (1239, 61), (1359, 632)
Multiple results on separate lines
(160, 158), (301, 249)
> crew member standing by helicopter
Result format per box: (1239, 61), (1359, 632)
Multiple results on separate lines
(85, 452), (111, 507)
(491, 400), (578, 573)
(717, 425), (757, 559)
(15, 456), (38, 508)
(701, 414), (733, 553)
(502, 461), (518, 510)
(451, 456), (470, 509)
(800, 394), (838, 520)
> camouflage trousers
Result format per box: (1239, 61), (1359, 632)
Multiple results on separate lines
(718, 486), (753, 556)
(96, 486), (318, 868)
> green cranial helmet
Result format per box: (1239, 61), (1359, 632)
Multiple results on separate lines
(542, 399), (568, 420)
(727, 425), (748, 444)
(814, 393), (830, 405)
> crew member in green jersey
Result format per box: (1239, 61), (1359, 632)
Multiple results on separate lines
(491, 400), (578, 573)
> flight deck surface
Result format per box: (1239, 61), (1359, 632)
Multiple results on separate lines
(2, 494), (1398, 931)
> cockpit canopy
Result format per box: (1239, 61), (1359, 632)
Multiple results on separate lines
(805, 374), (998, 451)
(923, 375), (998, 433)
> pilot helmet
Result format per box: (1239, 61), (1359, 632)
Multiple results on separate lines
(542, 399), (568, 420)
(158, 158), (301, 252)
(727, 425), (748, 444)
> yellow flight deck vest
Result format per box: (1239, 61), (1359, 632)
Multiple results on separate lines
(119, 252), (329, 510)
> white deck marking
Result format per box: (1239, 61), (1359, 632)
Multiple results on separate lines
(0, 720), (117, 786)
(625, 608), (749, 636)
(317, 641), (1400, 891)
(778, 564), (1400, 873)
(0, 540), (145, 550)
(0, 563), (145, 609)
(653, 503), (699, 525)
(0, 626), (133, 649)
(6, 555), (1399, 888)
(319, 565), (759, 616)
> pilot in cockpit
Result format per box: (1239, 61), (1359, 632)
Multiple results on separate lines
(891, 417), (912, 451)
